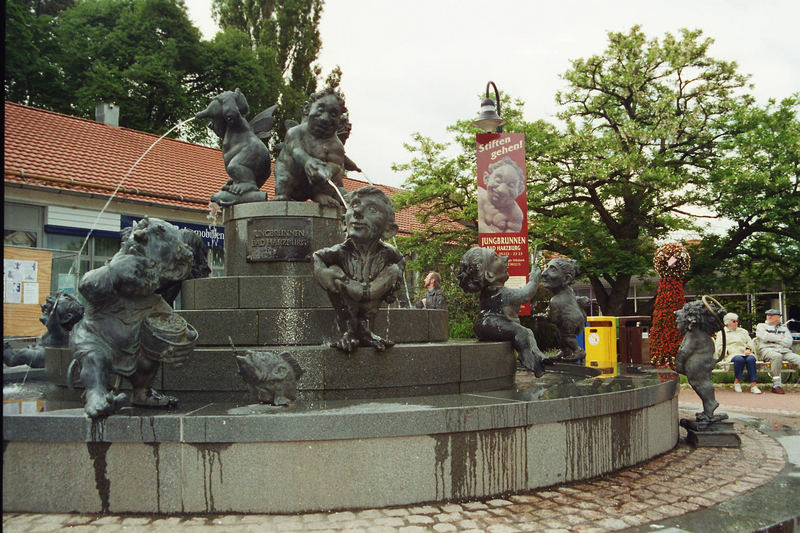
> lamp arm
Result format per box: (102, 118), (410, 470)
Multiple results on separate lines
(486, 81), (503, 133)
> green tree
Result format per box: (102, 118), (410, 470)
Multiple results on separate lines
(196, 27), (283, 129)
(4, 0), (65, 106)
(525, 26), (751, 315)
(49, 0), (207, 137)
(395, 27), (799, 320)
(22, 0), (75, 16)
(211, 0), (328, 142)
(688, 95), (800, 292)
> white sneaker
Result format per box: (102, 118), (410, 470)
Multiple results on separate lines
(751, 386), (762, 394)
(734, 383), (742, 393)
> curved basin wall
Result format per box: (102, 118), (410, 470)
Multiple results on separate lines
(2, 375), (678, 514)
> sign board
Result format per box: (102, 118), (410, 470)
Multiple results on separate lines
(476, 132), (530, 315)
(3, 247), (52, 337)
(121, 215), (224, 249)
(246, 217), (313, 262)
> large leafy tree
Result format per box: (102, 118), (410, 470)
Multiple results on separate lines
(5, 0), (65, 106)
(395, 26), (797, 320)
(211, 0), (327, 142)
(526, 26), (751, 315)
(688, 95), (800, 293)
(50, 0), (207, 137)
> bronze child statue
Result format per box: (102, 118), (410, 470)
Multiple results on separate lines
(675, 297), (728, 424)
(273, 87), (348, 206)
(541, 258), (588, 362)
(69, 217), (198, 418)
(3, 291), (84, 368)
(196, 88), (273, 206)
(313, 186), (405, 352)
(457, 247), (545, 377)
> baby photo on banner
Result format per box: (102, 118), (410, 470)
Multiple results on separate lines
(476, 132), (530, 314)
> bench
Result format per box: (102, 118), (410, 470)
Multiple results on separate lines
(713, 360), (798, 383)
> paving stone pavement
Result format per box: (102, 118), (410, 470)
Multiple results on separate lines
(1, 411), (787, 533)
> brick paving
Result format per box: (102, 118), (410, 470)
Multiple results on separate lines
(1, 411), (787, 533)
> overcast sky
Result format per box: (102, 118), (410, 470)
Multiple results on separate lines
(187, 0), (800, 189)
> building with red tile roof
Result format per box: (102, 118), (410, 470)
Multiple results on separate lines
(3, 101), (435, 308)
(4, 101), (421, 232)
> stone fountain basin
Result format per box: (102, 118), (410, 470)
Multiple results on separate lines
(2, 370), (678, 514)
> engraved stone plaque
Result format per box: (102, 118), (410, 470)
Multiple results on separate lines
(247, 217), (313, 262)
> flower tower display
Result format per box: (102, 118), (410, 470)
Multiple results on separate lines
(649, 242), (690, 368)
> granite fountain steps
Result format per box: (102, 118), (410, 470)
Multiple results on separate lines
(177, 306), (449, 345)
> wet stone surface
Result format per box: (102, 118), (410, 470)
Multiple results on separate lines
(1, 413), (791, 531)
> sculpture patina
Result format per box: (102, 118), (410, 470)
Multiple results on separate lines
(230, 342), (304, 406)
(3, 291), (84, 368)
(156, 228), (212, 306)
(69, 217), (198, 418)
(196, 88), (274, 206)
(313, 186), (405, 352)
(541, 258), (588, 362)
(675, 297), (727, 423)
(457, 247), (545, 377)
(273, 87), (348, 207)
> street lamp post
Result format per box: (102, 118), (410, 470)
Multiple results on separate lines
(471, 81), (507, 133)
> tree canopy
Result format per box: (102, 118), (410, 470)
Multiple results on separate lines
(394, 26), (798, 317)
(212, 0), (330, 143)
(5, 0), (333, 145)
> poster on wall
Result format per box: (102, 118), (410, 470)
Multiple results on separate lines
(4, 259), (38, 304)
(476, 132), (531, 315)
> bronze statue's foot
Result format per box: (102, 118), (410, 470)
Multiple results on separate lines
(552, 351), (582, 362)
(519, 351), (546, 378)
(331, 332), (359, 353)
(272, 194), (291, 201)
(361, 332), (394, 351)
(131, 388), (179, 409)
(85, 389), (128, 418)
(312, 193), (341, 208)
(211, 190), (266, 206)
(211, 190), (238, 206)
(227, 182), (258, 195)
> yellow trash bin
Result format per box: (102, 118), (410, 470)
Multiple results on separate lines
(584, 316), (618, 377)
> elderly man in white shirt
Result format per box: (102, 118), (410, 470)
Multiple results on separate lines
(715, 312), (760, 393)
(755, 309), (799, 395)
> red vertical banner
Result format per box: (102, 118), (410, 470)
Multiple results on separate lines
(476, 133), (530, 315)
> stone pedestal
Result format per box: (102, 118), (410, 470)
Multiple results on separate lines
(680, 418), (741, 448)
(111, 201), (517, 402)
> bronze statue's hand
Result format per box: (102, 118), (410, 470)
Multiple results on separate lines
(305, 158), (333, 182)
(340, 279), (365, 301)
(319, 265), (347, 293)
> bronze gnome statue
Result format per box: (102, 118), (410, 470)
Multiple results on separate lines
(156, 228), (212, 307)
(675, 297), (728, 424)
(3, 291), (84, 368)
(457, 247), (545, 377)
(196, 88), (274, 206)
(313, 186), (405, 352)
(541, 258), (588, 362)
(69, 217), (198, 418)
(273, 87), (349, 206)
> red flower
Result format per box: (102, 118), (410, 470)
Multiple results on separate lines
(649, 276), (685, 369)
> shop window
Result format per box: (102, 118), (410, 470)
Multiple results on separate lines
(45, 232), (120, 295)
(4, 202), (43, 247)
